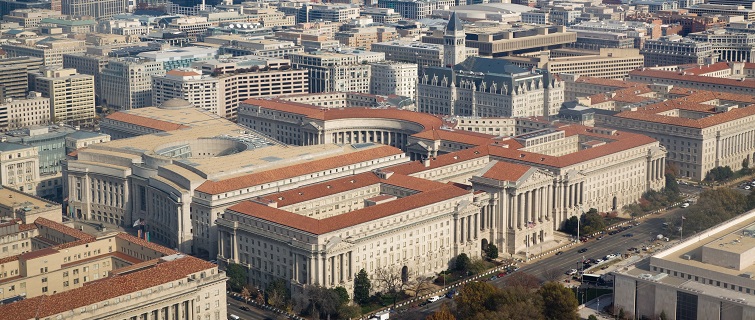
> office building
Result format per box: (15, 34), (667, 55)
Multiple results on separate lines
(370, 61), (417, 98)
(0, 91), (50, 131)
(101, 57), (165, 110)
(61, 0), (128, 19)
(641, 35), (716, 66)
(4, 9), (62, 28)
(376, 0), (456, 19)
(421, 24), (577, 57)
(0, 142), (40, 193)
(629, 67), (755, 95)
(687, 29), (755, 63)
(32, 67), (95, 124)
(279, 3), (360, 23)
(136, 46), (217, 71)
(360, 7), (402, 24)
(0, 0), (50, 18)
(613, 209), (755, 319)
(212, 38), (303, 58)
(0, 217), (227, 320)
(686, 3), (755, 22)
(372, 40), (479, 67)
(0, 56), (43, 99)
(151, 69), (220, 115)
(501, 48), (644, 79)
(2, 38), (86, 67)
(290, 51), (384, 93)
(62, 54), (110, 104)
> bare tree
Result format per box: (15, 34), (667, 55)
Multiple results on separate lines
(409, 275), (435, 299)
(374, 266), (406, 307)
(541, 268), (563, 282)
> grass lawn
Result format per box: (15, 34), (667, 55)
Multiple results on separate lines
(360, 292), (410, 314)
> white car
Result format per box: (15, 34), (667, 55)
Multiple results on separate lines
(566, 269), (578, 275)
(680, 203), (690, 208)
(605, 254), (617, 259)
(747, 185), (752, 190)
(595, 259), (605, 264)
(428, 296), (441, 303)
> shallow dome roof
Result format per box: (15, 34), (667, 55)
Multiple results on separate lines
(159, 98), (193, 110)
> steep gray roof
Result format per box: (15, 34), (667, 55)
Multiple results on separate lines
(445, 11), (463, 34)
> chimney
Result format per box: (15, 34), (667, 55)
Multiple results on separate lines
(423, 158), (431, 167)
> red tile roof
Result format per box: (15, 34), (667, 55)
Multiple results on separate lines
(629, 68), (755, 90)
(105, 112), (190, 132)
(228, 185), (470, 235)
(166, 69), (201, 77)
(115, 233), (178, 255)
(0, 256), (215, 320)
(19, 247), (58, 261)
(388, 146), (489, 175)
(195, 145), (404, 195)
(34, 218), (94, 242)
(481, 161), (533, 182)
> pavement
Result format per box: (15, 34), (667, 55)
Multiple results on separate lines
(400, 208), (679, 320)
(227, 295), (288, 320)
(578, 294), (613, 319)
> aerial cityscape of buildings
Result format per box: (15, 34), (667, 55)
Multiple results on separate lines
(0, 0), (753, 319)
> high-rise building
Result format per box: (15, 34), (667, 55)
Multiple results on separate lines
(641, 35), (717, 66)
(151, 69), (220, 115)
(370, 61), (418, 98)
(4, 9), (62, 28)
(101, 57), (164, 110)
(0, 91), (50, 131)
(63, 53), (110, 103)
(376, 0), (456, 19)
(32, 67), (95, 123)
(0, 142), (40, 193)
(501, 48), (645, 80)
(2, 38), (86, 67)
(0, 56), (43, 98)
(61, 0), (127, 19)
(290, 51), (384, 93)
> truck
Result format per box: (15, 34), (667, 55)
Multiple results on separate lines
(369, 310), (390, 320)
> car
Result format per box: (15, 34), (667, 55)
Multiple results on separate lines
(428, 296), (441, 303)
(623, 233), (634, 237)
(680, 203), (690, 208)
(595, 259), (604, 264)
(605, 254), (617, 259)
(555, 251), (564, 255)
(746, 186), (752, 190)
(239, 306), (250, 311)
(566, 269), (578, 275)
(578, 248), (588, 253)
(446, 290), (457, 298)
(489, 275), (498, 281)
(596, 236), (604, 240)
(419, 301), (430, 307)
(498, 272), (506, 277)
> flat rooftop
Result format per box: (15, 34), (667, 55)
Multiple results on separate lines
(0, 187), (58, 210)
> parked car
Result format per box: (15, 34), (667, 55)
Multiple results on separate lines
(428, 296), (441, 303)
(497, 272), (506, 277)
(578, 248), (588, 253)
(680, 203), (690, 208)
(555, 251), (564, 255)
(239, 306), (250, 311)
(446, 290), (457, 298)
(566, 269), (578, 275)
(596, 236), (604, 240)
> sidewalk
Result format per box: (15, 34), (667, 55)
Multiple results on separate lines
(578, 294), (613, 319)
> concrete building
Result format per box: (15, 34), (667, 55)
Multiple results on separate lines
(593, 85), (755, 181)
(279, 3), (360, 23)
(32, 67), (95, 124)
(0, 91), (50, 131)
(376, 0), (456, 19)
(61, 0), (128, 19)
(0, 218), (227, 320)
(371, 40), (479, 67)
(641, 35), (716, 67)
(152, 69), (219, 115)
(136, 46), (217, 71)
(0, 56), (43, 99)
(613, 209), (755, 320)
(0, 0), (50, 18)
(687, 29), (755, 63)
(2, 38), (86, 67)
(38, 17), (96, 34)
(629, 67), (755, 95)
(101, 57), (165, 110)
(370, 61), (417, 98)
(360, 7), (402, 24)
(0, 142), (40, 194)
(290, 51), (384, 93)
(4, 9), (62, 28)
(501, 48), (645, 79)
(62, 53), (110, 104)
(213, 38), (303, 58)
(335, 26), (399, 50)
(686, 3), (755, 22)
(0, 187), (60, 224)
(421, 24), (577, 57)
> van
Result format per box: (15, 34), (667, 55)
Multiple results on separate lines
(229, 314), (240, 320)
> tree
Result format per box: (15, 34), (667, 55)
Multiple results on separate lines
(706, 166), (734, 181)
(337, 304), (361, 319)
(561, 216), (579, 236)
(485, 244), (499, 260)
(588, 315), (598, 320)
(659, 310), (669, 320)
(374, 266), (406, 307)
(581, 210), (606, 235)
(304, 286), (340, 320)
(426, 303), (456, 320)
(665, 173), (679, 194)
(747, 189), (755, 211)
(744, 158), (751, 173)
(409, 275), (434, 298)
(225, 263), (247, 292)
(540, 268), (563, 282)
(240, 286), (251, 301)
(455, 253), (470, 273)
(618, 308), (626, 320)
(333, 286), (349, 305)
(468, 258), (487, 275)
(501, 272), (541, 289)
(265, 278), (291, 310)
(538, 282), (579, 320)
(624, 203), (644, 219)
(353, 269), (371, 305)
(455, 281), (497, 318)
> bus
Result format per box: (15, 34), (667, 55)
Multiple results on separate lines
(581, 273), (602, 284)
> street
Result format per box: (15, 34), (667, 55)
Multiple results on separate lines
(402, 210), (676, 319)
(227, 295), (287, 320)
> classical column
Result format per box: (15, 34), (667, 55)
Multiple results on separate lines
(460, 217), (465, 243)
(232, 230), (239, 262)
(517, 193), (523, 229)
(309, 255), (317, 285)
(579, 182), (584, 206)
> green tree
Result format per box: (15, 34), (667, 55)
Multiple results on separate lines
(353, 269), (371, 305)
(333, 286), (349, 305)
(581, 210), (606, 234)
(706, 166), (734, 181)
(304, 285), (340, 319)
(455, 253), (471, 273)
(225, 263), (247, 292)
(468, 258), (487, 275)
(744, 158), (751, 173)
(337, 304), (361, 319)
(485, 244), (499, 260)
(561, 216), (579, 236)
(747, 189), (755, 211)
(659, 310), (669, 320)
(265, 278), (290, 310)
(538, 282), (579, 320)
(426, 303), (456, 320)
(588, 315), (598, 320)
(618, 308), (626, 320)
(665, 173), (679, 194)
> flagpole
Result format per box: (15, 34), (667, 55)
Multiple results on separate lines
(681, 216), (684, 242)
